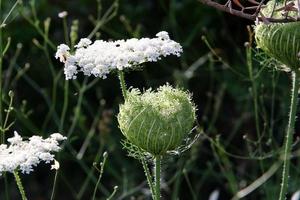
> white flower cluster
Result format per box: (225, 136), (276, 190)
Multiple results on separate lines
(0, 132), (66, 175)
(55, 31), (183, 80)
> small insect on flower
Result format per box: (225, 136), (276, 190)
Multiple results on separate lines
(0, 131), (66, 175)
(55, 31), (183, 80)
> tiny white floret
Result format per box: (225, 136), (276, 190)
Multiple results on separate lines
(58, 11), (68, 18)
(51, 160), (60, 170)
(55, 44), (70, 63)
(75, 38), (92, 49)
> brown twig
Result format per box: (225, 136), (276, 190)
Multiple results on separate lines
(199, 0), (300, 23)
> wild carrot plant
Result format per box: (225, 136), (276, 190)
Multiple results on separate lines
(3, 0), (300, 199)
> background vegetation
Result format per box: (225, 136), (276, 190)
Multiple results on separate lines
(0, 0), (298, 199)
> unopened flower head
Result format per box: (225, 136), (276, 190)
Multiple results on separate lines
(118, 85), (196, 155)
(0, 131), (66, 175)
(55, 31), (183, 80)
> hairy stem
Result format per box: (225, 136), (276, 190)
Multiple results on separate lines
(118, 70), (127, 100)
(141, 157), (156, 199)
(13, 171), (27, 200)
(279, 71), (300, 200)
(154, 156), (161, 200)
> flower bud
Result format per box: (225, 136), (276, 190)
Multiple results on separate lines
(118, 85), (196, 155)
(254, 0), (300, 71)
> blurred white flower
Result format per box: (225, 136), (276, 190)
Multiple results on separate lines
(292, 190), (300, 200)
(208, 189), (219, 200)
(58, 11), (68, 18)
(0, 131), (66, 175)
(55, 31), (183, 80)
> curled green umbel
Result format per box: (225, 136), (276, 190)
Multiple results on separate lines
(254, 0), (300, 70)
(118, 85), (196, 156)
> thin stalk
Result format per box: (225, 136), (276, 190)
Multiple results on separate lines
(154, 156), (161, 200)
(0, 0), (19, 27)
(13, 171), (27, 200)
(62, 17), (70, 46)
(246, 44), (261, 141)
(1, 3), (11, 199)
(141, 157), (156, 200)
(50, 169), (59, 200)
(92, 152), (108, 200)
(106, 186), (118, 200)
(118, 70), (127, 99)
(59, 80), (69, 132)
(0, 0), (3, 142)
(4, 173), (9, 200)
(76, 142), (103, 199)
(66, 80), (86, 138)
(279, 71), (300, 200)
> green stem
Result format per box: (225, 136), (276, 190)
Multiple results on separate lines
(246, 44), (261, 142)
(0, 0), (3, 143)
(4, 173), (9, 200)
(141, 157), (156, 200)
(62, 17), (70, 46)
(106, 186), (118, 200)
(118, 70), (127, 100)
(154, 156), (161, 200)
(0, 4), (8, 199)
(59, 80), (69, 132)
(92, 152), (108, 200)
(279, 71), (300, 200)
(13, 171), (27, 200)
(50, 169), (59, 200)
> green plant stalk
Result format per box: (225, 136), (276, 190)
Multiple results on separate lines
(183, 169), (197, 200)
(63, 17), (70, 46)
(77, 142), (103, 199)
(59, 80), (69, 132)
(246, 45), (261, 140)
(66, 79), (87, 138)
(154, 156), (161, 200)
(279, 71), (300, 200)
(106, 186), (118, 200)
(92, 153), (108, 200)
(141, 157), (156, 200)
(118, 70), (127, 99)
(50, 169), (59, 200)
(0, 4), (9, 199)
(0, 0), (3, 143)
(13, 171), (27, 200)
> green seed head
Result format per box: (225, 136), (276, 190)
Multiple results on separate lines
(254, 0), (300, 71)
(117, 85), (196, 156)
